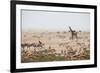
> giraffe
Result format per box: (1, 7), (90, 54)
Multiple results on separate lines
(69, 26), (78, 40)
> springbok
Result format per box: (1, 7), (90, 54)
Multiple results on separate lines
(21, 41), (44, 49)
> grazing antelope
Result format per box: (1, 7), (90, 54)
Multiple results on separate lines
(21, 43), (28, 49)
(21, 41), (44, 49)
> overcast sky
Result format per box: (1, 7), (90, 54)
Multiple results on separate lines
(22, 10), (90, 32)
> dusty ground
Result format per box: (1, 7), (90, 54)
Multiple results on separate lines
(21, 31), (90, 63)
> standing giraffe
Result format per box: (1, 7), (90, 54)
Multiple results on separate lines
(69, 26), (78, 39)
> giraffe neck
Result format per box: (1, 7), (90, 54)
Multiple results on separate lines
(69, 27), (73, 32)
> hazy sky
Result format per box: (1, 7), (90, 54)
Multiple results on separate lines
(22, 10), (90, 32)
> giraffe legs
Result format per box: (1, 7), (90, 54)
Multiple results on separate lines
(72, 33), (73, 40)
(71, 31), (78, 40)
